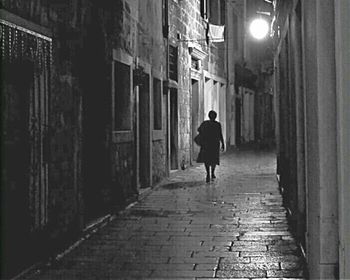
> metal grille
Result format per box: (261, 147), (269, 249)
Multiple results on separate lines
(191, 57), (199, 70)
(169, 45), (178, 81)
(1, 20), (52, 231)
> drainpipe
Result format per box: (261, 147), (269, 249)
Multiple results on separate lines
(164, 0), (171, 176)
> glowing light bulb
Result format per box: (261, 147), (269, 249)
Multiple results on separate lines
(249, 18), (269, 40)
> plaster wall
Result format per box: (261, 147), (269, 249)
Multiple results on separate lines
(290, 0), (339, 278)
(335, 1), (350, 278)
(315, 1), (338, 274)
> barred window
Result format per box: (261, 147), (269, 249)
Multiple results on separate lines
(208, 0), (225, 25)
(153, 78), (162, 130)
(200, 0), (209, 19)
(169, 45), (178, 82)
(114, 61), (131, 130)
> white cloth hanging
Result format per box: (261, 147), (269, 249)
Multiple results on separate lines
(208, 23), (225, 42)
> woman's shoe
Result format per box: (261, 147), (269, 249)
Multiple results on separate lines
(206, 175), (210, 183)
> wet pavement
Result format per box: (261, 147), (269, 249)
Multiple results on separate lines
(25, 149), (306, 279)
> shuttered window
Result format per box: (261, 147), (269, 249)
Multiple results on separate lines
(153, 78), (162, 130)
(169, 45), (178, 82)
(114, 61), (131, 130)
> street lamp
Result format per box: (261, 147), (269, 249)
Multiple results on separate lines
(249, 18), (269, 40)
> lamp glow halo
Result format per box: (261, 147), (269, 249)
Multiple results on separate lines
(249, 18), (269, 40)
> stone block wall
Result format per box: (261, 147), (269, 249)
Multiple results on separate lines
(168, 0), (202, 168)
(168, 0), (226, 168)
(152, 140), (167, 185)
(1, 1), (166, 275)
(113, 142), (137, 205)
(1, 0), (227, 276)
(1, 0), (85, 232)
(137, 0), (167, 183)
(1, 1), (87, 276)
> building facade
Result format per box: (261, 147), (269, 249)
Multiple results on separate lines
(165, 0), (232, 167)
(0, 0), (238, 277)
(272, 0), (350, 278)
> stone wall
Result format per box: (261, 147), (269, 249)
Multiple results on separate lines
(1, 1), (86, 276)
(152, 140), (167, 185)
(167, 0), (226, 168)
(113, 142), (137, 204)
(1, 0), (166, 276)
(272, 0), (346, 278)
(1, 0), (228, 276)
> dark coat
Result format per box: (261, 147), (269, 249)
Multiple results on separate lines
(196, 120), (224, 165)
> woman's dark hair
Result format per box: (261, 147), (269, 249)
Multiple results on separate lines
(208, 110), (217, 120)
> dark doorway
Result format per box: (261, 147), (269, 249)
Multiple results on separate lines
(138, 73), (151, 188)
(163, 87), (169, 174)
(80, 19), (110, 222)
(235, 96), (242, 146)
(1, 60), (32, 278)
(191, 79), (200, 162)
(170, 89), (178, 170)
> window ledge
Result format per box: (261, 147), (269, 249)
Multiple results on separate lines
(164, 79), (178, 89)
(112, 131), (133, 143)
(153, 130), (164, 140)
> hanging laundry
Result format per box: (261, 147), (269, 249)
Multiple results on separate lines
(208, 23), (225, 42)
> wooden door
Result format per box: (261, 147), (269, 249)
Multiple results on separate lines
(1, 21), (51, 277)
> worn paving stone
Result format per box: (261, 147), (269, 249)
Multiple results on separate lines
(219, 262), (280, 270)
(193, 251), (245, 259)
(238, 235), (282, 241)
(268, 244), (299, 252)
(281, 261), (305, 270)
(110, 256), (169, 264)
(195, 263), (217, 270)
(220, 256), (251, 264)
(106, 270), (154, 278)
(212, 236), (240, 242)
(150, 269), (215, 277)
(26, 269), (96, 280)
(239, 220), (272, 224)
(240, 251), (297, 257)
(169, 257), (219, 265)
(230, 245), (268, 252)
(122, 262), (195, 271)
(25, 150), (306, 280)
(267, 269), (305, 278)
(243, 231), (292, 236)
(251, 255), (301, 263)
(211, 246), (231, 252)
(215, 269), (267, 278)
(253, 278), (305, 280)
(197, 278), (249, 280)
(232, 240), (281, 246)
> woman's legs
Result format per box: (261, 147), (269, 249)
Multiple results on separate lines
(204, 163), (210, 182)
(211, 164), (216, 178)
(204, 163), (217, 181)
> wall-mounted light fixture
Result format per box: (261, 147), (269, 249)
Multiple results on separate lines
(249, 18), (269, 40)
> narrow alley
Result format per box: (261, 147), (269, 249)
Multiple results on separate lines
(24, 149), (305, 279)
(1, 0), (350, 279)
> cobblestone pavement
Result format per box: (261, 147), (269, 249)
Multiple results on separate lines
(25, 149), (306, 280)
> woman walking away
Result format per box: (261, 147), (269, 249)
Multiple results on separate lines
(196, 110), (225, 183)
